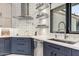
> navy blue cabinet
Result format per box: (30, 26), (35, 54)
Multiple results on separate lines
(0, 37), (11, 56)
(43, 42), (72, 56)
(71, 49), (79, 56)
(11, 37), (34, 56)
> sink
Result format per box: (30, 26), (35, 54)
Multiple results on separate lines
(49, 39), (77, 44)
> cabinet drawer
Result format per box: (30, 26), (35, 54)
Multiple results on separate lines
(43, 42), (72, 56)
(16, 42), (26, 46)
(11, 43), (31, 52)
(12, 49), (26, 54)
(11, 44), (27, 50)
(11, 41), (31, 49)
(72, 49), (79, 56)
(11, 46), (32, 55)
(12, 37), (32, 44)
(12, 38), (26, 43)
(44, 42), (65, 53)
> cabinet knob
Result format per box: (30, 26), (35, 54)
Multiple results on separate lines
(51, 52), (57, 56)
(54, 53), (57, 56)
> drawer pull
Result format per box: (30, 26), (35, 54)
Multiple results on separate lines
(17, 43), (25, 45)
(51, 52), (57, 56)
(17, 39), (24, 40)
(48, 45), (60, 50)
(16, 50), (25, 52)
(53, 46), (60, 50)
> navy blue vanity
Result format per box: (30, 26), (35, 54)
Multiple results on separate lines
(43, 41), (79, 56)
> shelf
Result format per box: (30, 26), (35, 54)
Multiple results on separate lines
(36, 25), (49, 28)
(36, 12), (48, 19)
(36, 3), (49, 11)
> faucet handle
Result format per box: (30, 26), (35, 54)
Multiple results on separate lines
(55, 34), (57, 38)
(64, 34), (68, 39)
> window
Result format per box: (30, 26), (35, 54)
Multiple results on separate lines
(71, 3), (79, 33)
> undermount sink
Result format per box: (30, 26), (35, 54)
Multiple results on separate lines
(49, 39), (77, 44)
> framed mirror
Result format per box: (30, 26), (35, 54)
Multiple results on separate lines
(50, 4), (67, 33)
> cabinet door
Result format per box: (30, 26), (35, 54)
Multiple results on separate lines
(4, 38), (11, 53)
(43, 45), (52, 56)
(72, 49), (79, 56)
(0, 38), (11, 56)
(0, 39), (4, 48)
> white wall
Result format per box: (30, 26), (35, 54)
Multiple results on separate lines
(51, 3), (64, 9)
(0, 3), (11, 28)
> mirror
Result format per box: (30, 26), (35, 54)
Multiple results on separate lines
(50, 4), (66, 33)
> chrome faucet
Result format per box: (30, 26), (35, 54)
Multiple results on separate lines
(58, 21), (68, 39)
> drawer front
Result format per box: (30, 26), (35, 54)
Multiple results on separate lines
(12, 49), (30, 55)
(12, 38), (32, 45)
(44, 42), (65, 53)
(11, 41), (31, 49)
(43, 42), (72, 56)
(12, 37), (32, 43)
(72, 49), (79, 56)
(11, 46), (32, 55)
(11, 38), (32, 48)
(12, 38), (26, 43)
(15, 42), (26, 46)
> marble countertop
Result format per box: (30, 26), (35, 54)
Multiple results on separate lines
(1, 35), (79, 50)
(31, 35), (79, 50)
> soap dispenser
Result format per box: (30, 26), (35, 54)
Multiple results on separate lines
(35, 31), (37, 36)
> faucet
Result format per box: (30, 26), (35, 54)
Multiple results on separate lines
(58, 21), (68, 39)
